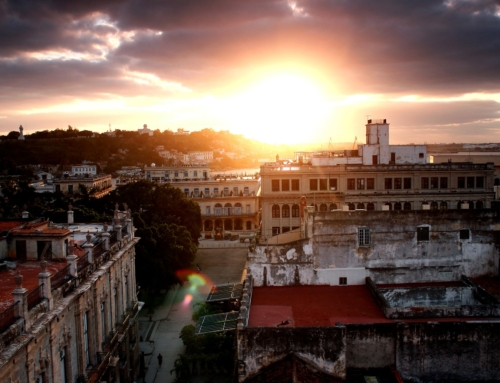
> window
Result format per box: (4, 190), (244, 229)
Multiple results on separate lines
(417, 226), (430, 241)
(291, 179), (300, 191)
(244, 187), (249, 196)
(404, 202), (412, 210)
(184, 188), (189, 197)
(194, 171), (198, 177)
(347, 178), (355, 190)
(271, 179), (280, 191)
(372, 155), (378, 165)
(394, 202), (402, 210)
(320, 203), (328, 211)
(310, 179), (318, 191)
(403, 178), (412, 189)
(205, 188), (210, 196)
(367, 202), (375, 211)
(330, 203), (338, 210)
(68, 184), (74, 194)
(339, 277), (347, 286)
(214, 187), (219, 196)
(329, 178), (338, 191)
(367, 178), (375, 190)
(460, 229), (470, 240)
(319, 179), (328, 190)
(282, 179), (290, 191)
(55, 184), (61, 193)
(224, 187), (229, 196)
(60, 347), (67, 383)
(467, 177), (475, 188)
(458, 177), (465, 188)
(440, 177), (448, 189)
(83, 312), (90, 366)
(476, 177), (484, 188)
(272, 205), (280, 218)
(174, 171), (178, 178)
(357, 179), (365, 190)
(394, 178), (402, 189)
(292, 204), (300, 217)
(430, 177), (438, 189)
(358, 228), (370, 246)
(419, 153), (424, 158)
(272, 227), (281, 235)
(16, 240), (27, 260)
(246, 205), (251, 214)
(391, 152), (396, 163)
(233, 187), (239, 195)
(184, 171), (188, 177)
(282, 205), (290, 217)
(194, 188), (199, 197)
(440, 201), (447, 210)
(384, 178), (392, 189)
(206, 206), (211, 215)
(165, 172), (169, 179)
(357, 203), (365, 210)
(421, 178), (429, 189)
(214, 204), (222, 215)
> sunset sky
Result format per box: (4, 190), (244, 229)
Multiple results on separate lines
(1, 0), (499, 145)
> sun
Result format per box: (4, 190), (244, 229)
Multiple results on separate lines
(223, 73), (329, 144)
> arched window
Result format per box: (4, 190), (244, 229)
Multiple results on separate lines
(403, 202), (411, 210)
(348, 203), (355, 211)
(214, 203), (223, 215)
(282, 205), (290, 218)
(234, 203), (242, 215)
(468, 201), (474, 209)
(246, 221), (252, 230)
(476, 200), (484, 210)
(224, 219), (233, 230)
(356, 203), (365, 210)
(440, 201), (447, 210)
(394, 202), (402, 211)
(320, 203), (328, 212)
(214, 219), (223, 229)
(224, 203), (232, 215)
(272, 205), (280, 218)
(330, 203), (338, 211)
(430, 201), (438, 210)
(367, 203), (375, 211)
(292, 204), (300, 217)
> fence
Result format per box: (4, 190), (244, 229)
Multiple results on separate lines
(77, 252), (89, 271)
(27, 284), (44, 310)
(0, 302), (18, 333)
(51, 264), (71, 290)
(109, 232), (118, 246)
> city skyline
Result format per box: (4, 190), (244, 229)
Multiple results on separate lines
(1, 1), (499, 144)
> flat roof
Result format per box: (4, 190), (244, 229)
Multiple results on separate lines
(248, 283), (500, 327)
(0, 260), (69, 311)
(249, 285), (392, 327)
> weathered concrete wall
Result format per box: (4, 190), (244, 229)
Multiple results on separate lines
(313, 210), (500, 284)
(346, 324), (395, 369)
(248, 240), (316, 286)
(396, 322), (500, 383)
(383, 286), (479, 307)
(237, 326), (346, 382)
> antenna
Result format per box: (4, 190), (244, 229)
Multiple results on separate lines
(328, 137), (333, 150)
(352, 136), (358, 150)
(365, 114), (371, 122)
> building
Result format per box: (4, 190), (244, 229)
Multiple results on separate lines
(175, 179), (260, 234)
(53, 174), (112, 198)
(188, 151), (214, 164)
(430, 151), (500, 180)
(144, 164), (210, 182)
(137, 124), (153, 136)
(0, 206), (141, 382)
(231, 205), (500, 383)
(71, 165), (97, 176)
(260, 119), (496, 238)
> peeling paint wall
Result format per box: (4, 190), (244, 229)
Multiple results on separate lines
(346, 324), (395, 369)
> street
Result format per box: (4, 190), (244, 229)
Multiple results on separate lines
(138, 245), (248, 383)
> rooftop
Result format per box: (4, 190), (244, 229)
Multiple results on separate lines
(248, 282), (500, 327)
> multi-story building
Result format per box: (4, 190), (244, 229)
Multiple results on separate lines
(260, 119), (495, 238)
(188, 151), (213, 164)
(0, 207), (140, 383)
(54, 174), (113, 198)
(71, 165), (97, 176)
(175, 179), (260, 233)
(144, 164), (210, 182)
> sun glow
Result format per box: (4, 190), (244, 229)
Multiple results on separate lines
(223, 74), (329, 144)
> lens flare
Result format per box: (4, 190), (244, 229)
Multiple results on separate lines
(175, 269), (214, 295)
(182, 294), (193, 306)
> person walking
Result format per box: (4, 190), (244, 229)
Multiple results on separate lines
(157, 353), (163, 368)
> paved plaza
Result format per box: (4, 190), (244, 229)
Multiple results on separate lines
(137, 244), (248, 383)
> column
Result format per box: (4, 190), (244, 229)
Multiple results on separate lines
(38, 259), (53, 310)
(83, 232), (94, 264)
(12, 271), (30, 330)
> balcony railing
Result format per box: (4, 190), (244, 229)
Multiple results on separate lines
(51, 264), (71, 290)
(0, 302), (18, 333)
(27, 284), (44, 310)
